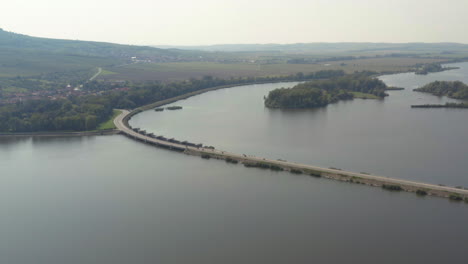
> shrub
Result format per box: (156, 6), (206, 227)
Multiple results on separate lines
(449, 194), (463, 201)
(290, 169), (303, 174)
(166, 106), (183, 110)
(270, 165), (284, 171)
(244, 162), (270, 169)
(243, 162), (286, 171)
(201, 154), (211, 159)
(416, 190), (428, 196)
(225, 157), (238, 164)
(382, 184), (402, 191)
(257, 163), (271, 169)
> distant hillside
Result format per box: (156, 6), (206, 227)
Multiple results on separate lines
(0, 29), (199, 77)
(154, 42), (468, 55)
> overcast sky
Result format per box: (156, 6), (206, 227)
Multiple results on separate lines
(2, 0), (467, 45)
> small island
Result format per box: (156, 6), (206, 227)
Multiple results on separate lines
(386, 87), (405, 91)
(414, 81), (468, 100)
(166, 106), (183, 110)
(264, 73), (389, 109)
(154, 108), (164, 112)
(414, 63), (459, 75)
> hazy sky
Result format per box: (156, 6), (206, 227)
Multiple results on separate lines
(2, 0), (468, 45)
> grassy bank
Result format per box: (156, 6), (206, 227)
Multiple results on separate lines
(351, 92), (381, 99)
(97, 109), (121, 130)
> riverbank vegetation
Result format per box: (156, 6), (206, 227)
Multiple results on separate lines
(264, 73), (389, 109)
(414, 81), (468, 100)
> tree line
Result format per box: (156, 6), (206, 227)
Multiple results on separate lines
(0, 95), (113, 132)
(0, 70), (346, 132)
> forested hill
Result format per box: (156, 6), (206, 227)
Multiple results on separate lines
(0, 29), (200, 77)
(0, 29), (189, 59)
(264, 74), (389, 109)
(414, 81), (468, 100)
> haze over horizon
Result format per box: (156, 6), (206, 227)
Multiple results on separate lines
(2, 0), (468, 46)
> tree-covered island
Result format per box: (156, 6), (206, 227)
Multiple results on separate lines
(264, 74), (390, 109)
(414, 81), (468, 100)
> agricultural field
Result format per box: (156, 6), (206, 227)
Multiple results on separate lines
(0, 29), (464, 90)
(100, 57), (446, 82)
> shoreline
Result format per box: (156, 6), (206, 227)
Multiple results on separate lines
(121, 80), (308, 127)
(0, 129), (119, 138)
(185, 148), (468, 201)
(3, 61), (458, 137)
(114, 85), (468, 203)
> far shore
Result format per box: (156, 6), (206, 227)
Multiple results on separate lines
(0, 130), (119, 138)
(1, 64), (458, 138)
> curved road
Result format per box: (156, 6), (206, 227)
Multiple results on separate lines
(89, 67), (102, 81)
(114, 110), (468, 198)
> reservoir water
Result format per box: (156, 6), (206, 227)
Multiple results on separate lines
(130, 62), (468, 187)
(1, 63), (468, 263)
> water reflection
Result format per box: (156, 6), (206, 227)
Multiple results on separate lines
(0, 136), (31, 147)
(30, 135), (98, 146)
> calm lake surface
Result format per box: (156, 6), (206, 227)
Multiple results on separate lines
(1, 63), (468, 263)
(131, 62), (468, 187)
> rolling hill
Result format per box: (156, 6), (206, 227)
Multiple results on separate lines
(0, 28), (198, 77)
